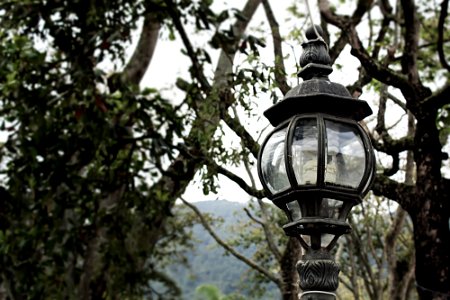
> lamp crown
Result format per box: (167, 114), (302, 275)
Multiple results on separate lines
(299, 25), (332, 80)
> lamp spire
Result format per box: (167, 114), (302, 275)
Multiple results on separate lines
(298, 25), (333, 80)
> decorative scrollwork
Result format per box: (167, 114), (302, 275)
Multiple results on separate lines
(297, 259), (340, 291)
(300, 40), (330, 67)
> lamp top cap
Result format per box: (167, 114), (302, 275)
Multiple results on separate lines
(263, 25), (373, 126)
(299, 25), (332, 79)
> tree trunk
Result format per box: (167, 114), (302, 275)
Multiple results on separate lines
(280, 238), (301, 300)
(412, 116), (450, 300)
(412, 201), (449, 300)
(386, 111), (416, 300)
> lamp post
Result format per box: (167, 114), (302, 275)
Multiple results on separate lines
(257, 26), (376, 300)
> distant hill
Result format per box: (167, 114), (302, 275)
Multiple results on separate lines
(166, 200), (280, 299)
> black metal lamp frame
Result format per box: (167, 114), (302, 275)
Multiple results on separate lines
(256, 25), (376, 300)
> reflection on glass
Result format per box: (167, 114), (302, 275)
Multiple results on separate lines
(292, 119), (318, 185)
(287, 200), (301, 221)
(319, 198), (343, 219)
(325, 120), (366, 188)
(261, 128), (289, 194)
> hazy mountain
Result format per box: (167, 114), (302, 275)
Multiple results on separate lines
(167, 200), (279, 299)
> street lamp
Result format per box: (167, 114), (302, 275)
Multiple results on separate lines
(257, 26), (375, 299)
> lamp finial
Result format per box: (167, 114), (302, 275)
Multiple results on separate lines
(298, 25), (332, 80)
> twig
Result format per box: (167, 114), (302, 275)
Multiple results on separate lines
(180, 197), (281, 285)
(164, 0), (211, 92)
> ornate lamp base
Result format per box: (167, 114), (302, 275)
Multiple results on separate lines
(297, 252), (340, 300)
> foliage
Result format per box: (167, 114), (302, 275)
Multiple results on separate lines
(337, 195), (416, 300)
(194, 284), (246, 300)
(165, 201), (254, 299)
(0, 0), (449, 299)
(0, 0), (191, 298)
(224, 200), (287, 298)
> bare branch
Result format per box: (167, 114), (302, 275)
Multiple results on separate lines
(215, 164), (266, 199)
(371, 175), (415, 212)
(346, 67), (372, 96)
(222, 111), (260, 158)
(401, 254), (416, 299)
(371, 85), (413, 159)
(376, 85), (389, 135)
(181, 198), (282, 285)
(329, 33), (348, 64)
(339, 277), (357, 298)
(375, 84), (406, 176)
(262, 0), (290, 95)
(164, 0), (211, 92)
(228, 109), (284, 262)
(400, 0), (421, 86)
(352, 0), (375, 23)
(385, 206), (408, 295)
(423, 83), (450, 110)
(387, 92), (407, 112)
(255, 199), (284, 262)
(122, 13), (160, 85)
(226, 108), (283, 263)
(371, 134), (414, 155)
(322, 0), (375, 64)
(346, 224), (377, 299)
(214, 0), (262, 88)
(372, 7), (394, 60)
(243, 207), (264, 225)
(385, 114), (415, 298)
(346, 26), (417, 100)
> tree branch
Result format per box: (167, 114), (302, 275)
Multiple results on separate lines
(329, 33), (348, 64)
(342, 240), (362, 300)
(372, 175), (415, 212)
(243, 207), (264, 225)
(214, 0), (262, 88)
(387, 92), (407, 112)
(400, 0), (421, 87)
(121, 13), (161, 85)
(372, 3), (394, 60)
(385, 206), (408, 297)
(319, 0), (432, 106)
(215, 164), (266, 199)
(262, 0), (290, 95)
(351, 0), (375, 23)
(346, 223), (377, 299)
(346, 26), (417, 100)
(222, 111), (260, 158)
(181, 198), (282, 285)
(254, 198), (284, 262)
(422, 83), (450, 110)
(233, 117), (284, 263)
(374, 84), (408, 176)
(370, 83), (413, 158)
(145, 0), (262, 246)
(438, 0), (450, 72)
(370, 133), (414, 160)
(164, 0), (212, 92)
